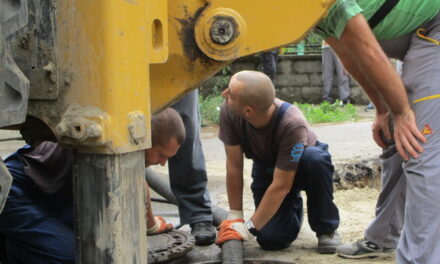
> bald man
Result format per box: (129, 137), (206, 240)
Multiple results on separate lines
(216, 70), (340, 253)
(0, 108), (184, 263)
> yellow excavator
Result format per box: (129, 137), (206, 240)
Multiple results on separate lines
(0, 0), (335, 262)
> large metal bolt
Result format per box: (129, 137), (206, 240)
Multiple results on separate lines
(67, 122), (102, 142)
(85, 124), (102, 139)
(210, 18), (235, 44)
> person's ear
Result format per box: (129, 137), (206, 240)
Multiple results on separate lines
(244, 106), (253, 118)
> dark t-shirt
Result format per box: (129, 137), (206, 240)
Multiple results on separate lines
(219, 99), (317, 171)
(14, 141), (73, 195)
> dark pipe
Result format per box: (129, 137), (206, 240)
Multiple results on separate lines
(151, 197), (175, 204)
(145, 168), (244, 263)
(221, 240), (244, 264)
(145, 168), (178, 204)
(145, 168), (228, 226)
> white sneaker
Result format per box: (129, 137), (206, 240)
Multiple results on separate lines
(337, 239), (394, 259)
(317, 232), (342, 254)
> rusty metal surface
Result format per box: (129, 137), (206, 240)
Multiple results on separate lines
(148, 230), (195, 263)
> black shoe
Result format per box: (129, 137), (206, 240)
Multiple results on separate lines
(190, 221), (216, 246)
(341, 98), (351, 106)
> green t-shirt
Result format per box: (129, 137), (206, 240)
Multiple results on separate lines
(316, 0), (440, 40)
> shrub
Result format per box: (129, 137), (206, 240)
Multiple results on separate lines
(199, 94), (224, 126)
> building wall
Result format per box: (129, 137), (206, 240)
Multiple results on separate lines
(200, 54), (370, 104)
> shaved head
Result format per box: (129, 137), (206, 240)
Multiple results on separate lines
(229, 70), (275, 113)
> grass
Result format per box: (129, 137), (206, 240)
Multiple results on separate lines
(294, 101), (358, 124)
(199, 95), (359, 126)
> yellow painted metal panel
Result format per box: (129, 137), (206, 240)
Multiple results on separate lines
(53, 0), (332, 151)
(150, 0), (334, 113)
(195, 0), (336, 60)
(55, 0), (167, 154)
(150, 1), (228, 113)
(148, 0), (169, 64)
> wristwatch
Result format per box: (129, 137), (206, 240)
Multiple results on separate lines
(245, 220), (258, 236)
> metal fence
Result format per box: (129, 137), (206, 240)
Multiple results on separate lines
(281, 43), (322, 55)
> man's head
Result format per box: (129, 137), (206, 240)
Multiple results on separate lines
(222, 70), (275, 118)
(145, 108), (185, 167)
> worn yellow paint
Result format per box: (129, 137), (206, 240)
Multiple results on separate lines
(196, 0), (335, 61)
(150, 0), (335, 113)
(54, 0), (332, 152)
(56, 0), (168, 154)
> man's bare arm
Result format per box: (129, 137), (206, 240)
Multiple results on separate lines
(327, 36), (392, 148)
(224, 145), (244, 211)
(250, 168), (295, 230)
(326, 36), (388, 115)
(328, 14), (426, 159)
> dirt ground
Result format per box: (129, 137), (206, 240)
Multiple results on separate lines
(196, 118), (395, 264)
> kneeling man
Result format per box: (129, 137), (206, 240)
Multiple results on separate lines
(216, 70), (340, 253)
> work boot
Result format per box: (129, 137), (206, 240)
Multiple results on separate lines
(336, 239), (394, 259)
(190, 221), (216, 246)
(317, 232), (342, 254)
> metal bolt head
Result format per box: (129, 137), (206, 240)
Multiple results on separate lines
(86, 124), (102, 139)
(210, 18), (235, 44)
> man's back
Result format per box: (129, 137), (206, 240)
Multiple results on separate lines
(219, 98), (317, 171)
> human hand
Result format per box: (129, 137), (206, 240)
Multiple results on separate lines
(372, 112), (392, 149)
(215, 219), (253, 245)
(147, 216), (173, 235)
(392, 110), (426, 160)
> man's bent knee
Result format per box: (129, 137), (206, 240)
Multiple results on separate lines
(257, 236), (294, 250)
(256, 230), (298, 250)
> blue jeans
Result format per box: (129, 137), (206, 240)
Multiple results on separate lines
(0, 151), (74, 264)
(251, 141), (339, 250)
(169, 90), (213, 225)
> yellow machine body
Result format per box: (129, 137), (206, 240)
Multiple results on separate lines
(22, 0), (335, 154)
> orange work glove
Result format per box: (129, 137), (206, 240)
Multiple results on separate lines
(216, 218), (253, 245)
(147, 216), (173, 235)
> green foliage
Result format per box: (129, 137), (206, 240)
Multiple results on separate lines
(199, 96), (359, 126)
(211, 66), (231, 96)
(282, 32), (323, 55)
(304, 32), (323, 46)
(199, 94), (224, 126)
(199, 66), (231, 126)
(294, 101), (358, 124)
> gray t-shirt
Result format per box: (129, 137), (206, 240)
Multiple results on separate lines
(219, 99), (317, 171)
